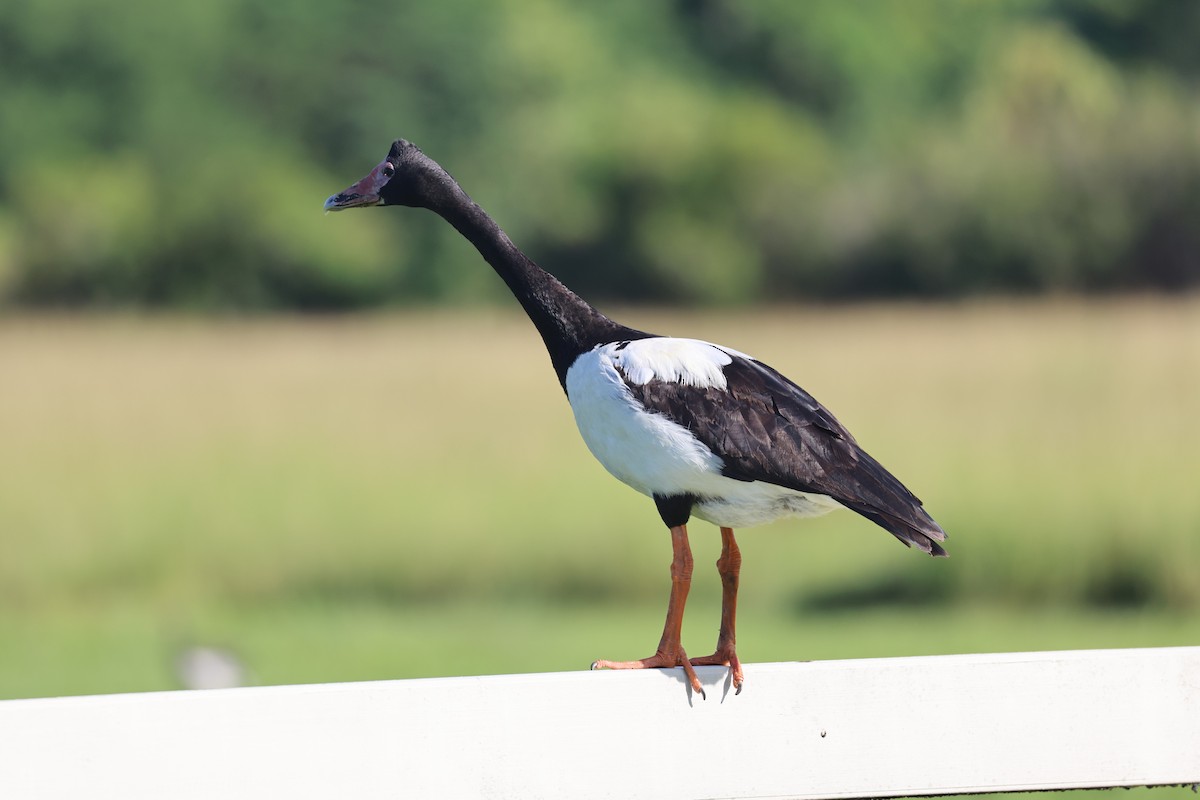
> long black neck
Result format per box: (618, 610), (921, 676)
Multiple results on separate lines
(424, 175), (647, 388)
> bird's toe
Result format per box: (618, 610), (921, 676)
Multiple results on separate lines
(690, 646), (743, 694)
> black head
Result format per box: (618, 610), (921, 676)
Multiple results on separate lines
(324, 139), (449, 212)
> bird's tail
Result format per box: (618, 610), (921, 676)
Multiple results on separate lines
(846, 502), (949, 557)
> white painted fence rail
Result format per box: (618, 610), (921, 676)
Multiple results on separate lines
(1, 647), (1197, 799)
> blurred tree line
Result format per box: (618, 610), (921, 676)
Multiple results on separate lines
(1, 0), (1198, 309)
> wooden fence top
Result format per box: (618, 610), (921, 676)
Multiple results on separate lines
(1, 646), (1198, 799)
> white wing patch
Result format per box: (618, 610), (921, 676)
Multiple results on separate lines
(609, 337), (746, 389)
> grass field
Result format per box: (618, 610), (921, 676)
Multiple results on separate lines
(1, 299), (1198, 714)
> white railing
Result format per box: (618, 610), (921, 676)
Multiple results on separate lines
(1, 647), (1197, 799)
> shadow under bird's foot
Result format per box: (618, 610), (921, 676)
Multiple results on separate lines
(591, 649), (706, 699)
(689, 646), (743, 695)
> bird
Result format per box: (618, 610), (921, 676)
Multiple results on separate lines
(325, 139), (947, 697)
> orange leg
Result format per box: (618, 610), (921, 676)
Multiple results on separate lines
(690, 527), (744, 693)
(591, 524), (705, 697)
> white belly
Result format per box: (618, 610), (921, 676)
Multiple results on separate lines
(564, 344), (843, 529)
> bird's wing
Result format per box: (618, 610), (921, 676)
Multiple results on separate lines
(617, 342), (947, 556)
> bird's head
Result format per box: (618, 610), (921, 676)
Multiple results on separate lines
(324, 139), (445, 212)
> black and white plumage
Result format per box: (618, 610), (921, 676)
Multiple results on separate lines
(567, 337), (945, 552)
(325, 140), (947, 696)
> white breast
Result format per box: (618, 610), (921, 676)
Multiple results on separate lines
(564, 341), (724, 497)
(564, 339), (843, 529)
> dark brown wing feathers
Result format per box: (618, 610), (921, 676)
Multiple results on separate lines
(622, 355), (948, 556)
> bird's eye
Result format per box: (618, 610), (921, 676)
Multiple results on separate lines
(381, 162), (396, 178)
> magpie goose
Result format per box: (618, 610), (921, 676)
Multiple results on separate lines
(325, 140), (947, 697)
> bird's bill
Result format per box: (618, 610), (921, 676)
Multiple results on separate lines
(323, 161), (390, 211)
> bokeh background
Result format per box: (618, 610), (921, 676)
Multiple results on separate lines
(2, 2), (1198, 782)
(4, 0), (1200, 307)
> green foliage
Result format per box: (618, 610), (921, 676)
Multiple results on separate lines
(1, 0), (1199, 308)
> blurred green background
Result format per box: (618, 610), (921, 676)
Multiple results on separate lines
(1, 6), (1198, 793)
(3, 0), (1199, 307)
